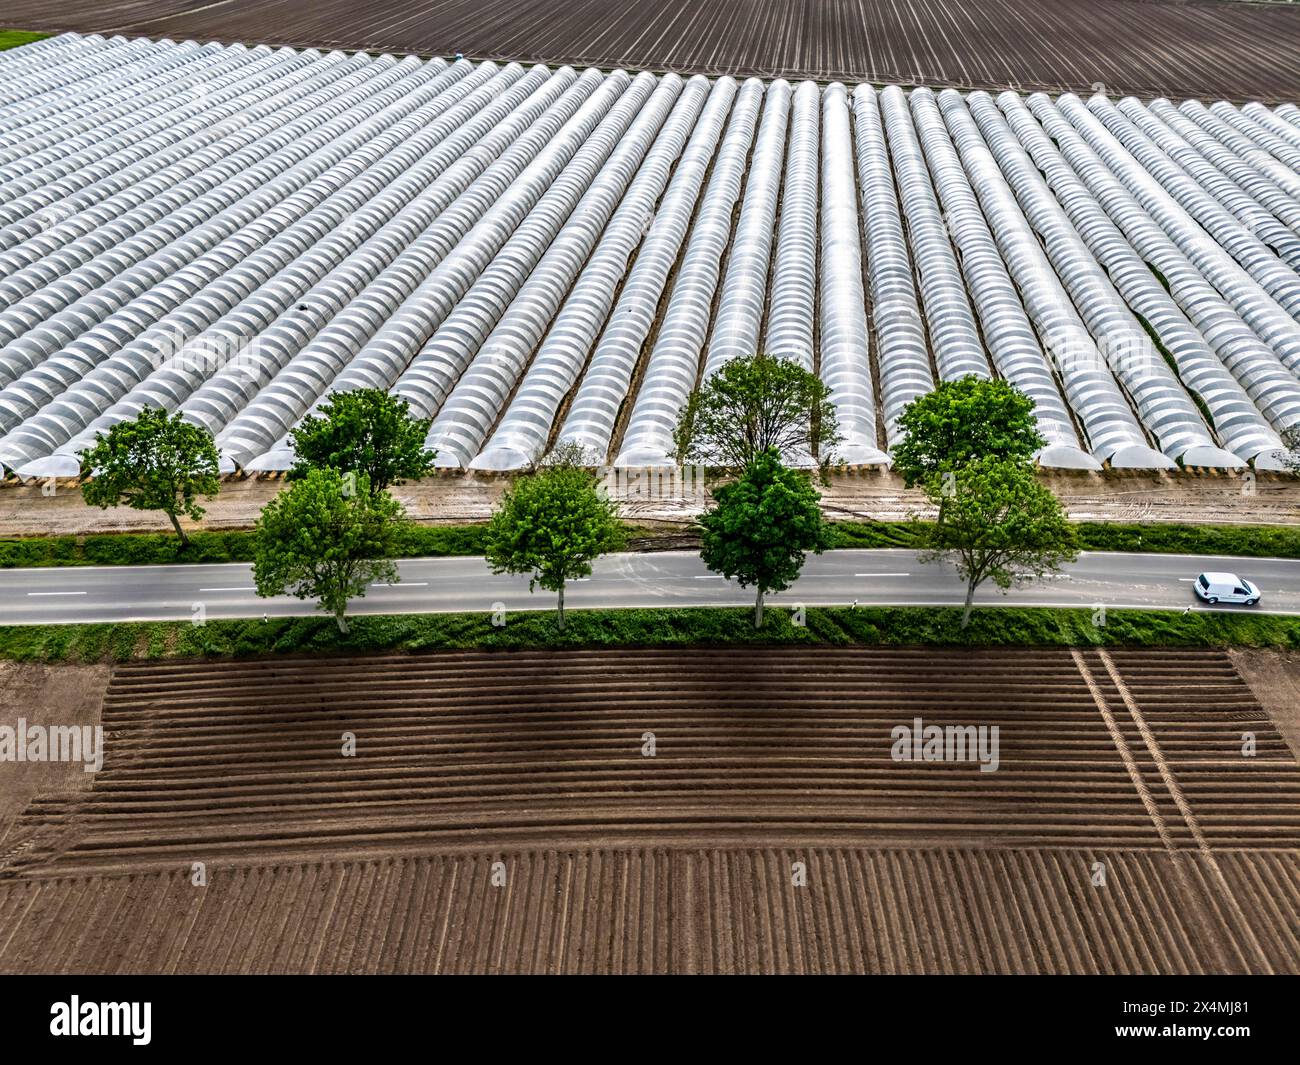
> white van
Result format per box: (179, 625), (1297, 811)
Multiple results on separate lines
(1193, 572), (1261, 606)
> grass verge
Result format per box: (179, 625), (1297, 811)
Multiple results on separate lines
(1, 604), (1297, 663)
(830, 520), (1300, 557)
(3, 519), (1298, 568)
(0, 30), (48, 51)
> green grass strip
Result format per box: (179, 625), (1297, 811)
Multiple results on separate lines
(2, 604), (1297, 663)
(3, 520), (1298, 569)
(0, 30), (49, 51)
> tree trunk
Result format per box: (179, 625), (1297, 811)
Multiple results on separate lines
(167, 510), (188, 547)
(961, 577), (977, 628)
(753, 585), (765, 629)
(557, 581), (566, 630)
(335, 606), (350, 635)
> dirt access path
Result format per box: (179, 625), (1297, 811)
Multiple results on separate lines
(1, 471), (1296, 537)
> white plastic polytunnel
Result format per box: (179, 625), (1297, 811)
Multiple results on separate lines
(0, 33), (1297, 480)
(1083, 96), (1300, 320)
(1176, 99), (1300, 202)
(938, 90), (1173, 470)
(408, 71), (680, 469)
(1142, 98), (1300, 234)
(1114, 98), (1300, 271)
(471, 77), (711, 471)
(1213, 100), (1300, 170)
(548, 77), (736, 465)
(878, 86), (990, 386)
(818, 84), (887, 467)
(703, 79), (791, 380)
(761, 81), (819, 373)
(1023, 94), (1300, 467)
(908, 89), (1097, 471)
(1051, 96), (1300, 378)
(968, 92), (1239, 468)
(852, 85), (933, 447)
(216, 65), (588, 472)
(995, 93), (1284, 468)
(613, 78), (764, 467)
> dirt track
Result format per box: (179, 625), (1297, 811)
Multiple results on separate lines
(0, 646), (1296, 972)
(1, 470), (1297, 536)
(8, 0), (1300, 101)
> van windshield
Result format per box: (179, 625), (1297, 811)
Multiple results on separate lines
(1198, 575), (1210, 589)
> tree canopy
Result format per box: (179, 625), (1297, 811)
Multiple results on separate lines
(484, 462), (626, 629)
(289, 388), (436, 495)
(673, 354), (840, 469)
(698, 448), (833, 628)
(920, 455), (1078, 627)
(79, 407), (220, 545)
(893, 375), (1044, 488)
(253, 468), (409, 634)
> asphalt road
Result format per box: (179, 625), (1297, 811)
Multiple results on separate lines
(0, 550), (1297, 625)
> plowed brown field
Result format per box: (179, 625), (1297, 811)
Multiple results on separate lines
(9, 0), (1300, 101)
(1, 646), (1297, 973)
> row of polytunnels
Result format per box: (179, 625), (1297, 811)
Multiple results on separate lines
(1, 33), (1300, 476)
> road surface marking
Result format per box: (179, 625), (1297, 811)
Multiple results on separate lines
(693, 575), (725, 580)
(199, 587), (256, 592)
(26, 591), (87, 597)
(854, 572), (910, 577)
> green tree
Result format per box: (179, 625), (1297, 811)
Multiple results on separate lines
(893, 375), (1044, 488)
(289, 388), (435, 495)
(1283, 425), (1300, 477)
(484, 461), (626, 629)
(253, 468), (408, 634)
(698, 448), (833, 628)
(79, 407), (220, 546)
(921, 455), (1078, 627)
(674, 354), (840, 469)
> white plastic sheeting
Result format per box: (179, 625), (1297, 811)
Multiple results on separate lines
(1142, 98), (1300, 233)
(703, 80), (791, 380)
(471, 77), (712, 471)
(852, 85), (933, 446)
(938, 90), (1172, 469)
(993, 93), (1281, 467)
(612, 78), (764, 466)
(406, 71), (679, 468)
(2, 33), (1299, 481)
(214, 65), (590, 472)
(762, 81), (819, 373)
(818, 84), (887, 466)
(879, 87), (990, 385)
(1083, 95), (1300, 319)
(1177, 99), (1300, 202)
(544, 76), (736, 463)
(1023, 94), (1300, 468)
(908, 88), (1095, 470)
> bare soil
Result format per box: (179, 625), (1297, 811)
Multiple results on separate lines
(0, 647), (1295, 973)
(8, 0), (1300, 101)
(1231, 649), (1300, 763)
(1, 470), (1296, 538)
(0, 663), (109, 848)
